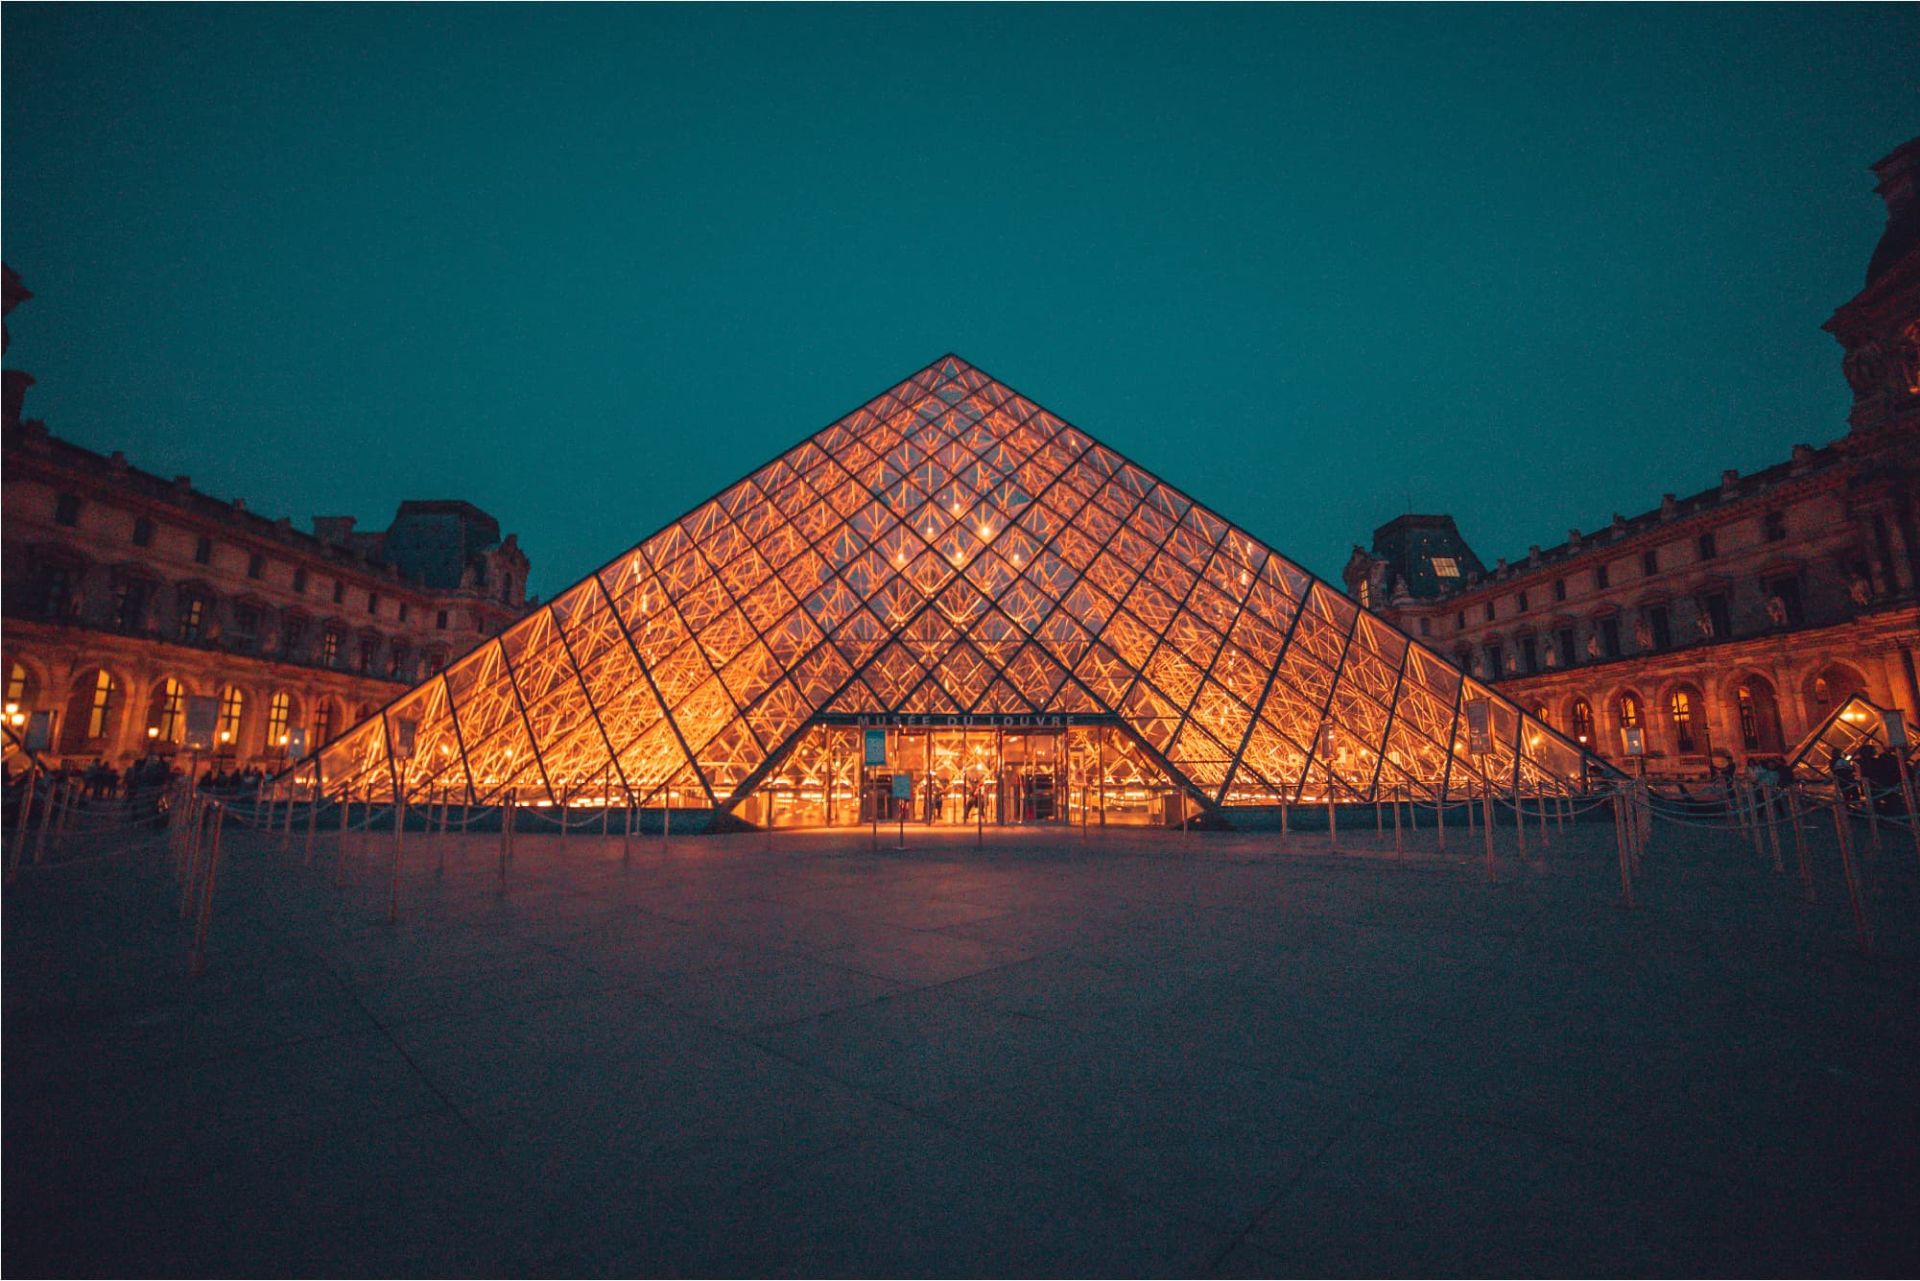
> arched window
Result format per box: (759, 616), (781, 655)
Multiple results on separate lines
(1737, 687), (1760, 750)
(266, 691), (293, 749)
(216, 686), (245, 749)
(1618, 693), (1641, 730)
(1736, 678), (1783, 753)
(1532, 704), (1550, 727)
(5, 662), (34, 721)
(1571, 698), (1595, 744)
(146, 678), (186, 745)
(1670, 690), (1696, 753)
(86, 670), (119, 739)
(315, 700), (337, 746)
(1813, 677), (1830, 707)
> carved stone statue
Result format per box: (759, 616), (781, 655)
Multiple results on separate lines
(1633, 617), (1653, 651)
(1695, 611), (1714, 639)
(1850, 575), (1873, 606)
(1585, 633), (1601, 659)
(1766, 595), (1789, 626)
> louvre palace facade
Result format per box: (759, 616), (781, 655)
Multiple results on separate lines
(1, 265), (534, 773)
(1343, 138), (1920, 779)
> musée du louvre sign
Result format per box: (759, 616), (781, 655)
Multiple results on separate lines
(822, 713), (1106, 728)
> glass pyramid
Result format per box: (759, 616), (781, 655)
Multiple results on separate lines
(308, 356), (1606, 815)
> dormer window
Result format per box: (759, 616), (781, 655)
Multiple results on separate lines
(1431, 556), (1460, 578)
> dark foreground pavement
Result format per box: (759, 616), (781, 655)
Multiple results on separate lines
(5, 816), (1919, 1276)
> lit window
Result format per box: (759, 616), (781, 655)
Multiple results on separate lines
(178, 595), (206, 642)
(1431, 557), (1460, 578)
(5, 662), (28, 707)
(1571, 699), (1595, 743)
(267, 691), (293, 746)
(1737, 687), (1759, 750)
(321, 630), (341, 666)
(216, 686), (245, 747)
(149, 678), (186, 744)
(1670, 690), (1696, 753)
(86, 670), (118, 739)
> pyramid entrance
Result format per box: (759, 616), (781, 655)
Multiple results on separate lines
(297, 356), (1611, 828)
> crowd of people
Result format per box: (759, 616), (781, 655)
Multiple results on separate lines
(1827, 741), (1912, 816)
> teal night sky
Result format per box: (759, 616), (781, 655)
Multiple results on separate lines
(4, 5), (1915, 598)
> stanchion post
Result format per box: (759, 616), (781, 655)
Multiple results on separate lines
(1513, 781), (1527, 861)
(1864, 779), (1882, 856)
(1435, 789), (1447, 854)
(1613, 792), (1635, 909)
(387, 791), (405, 925)
(1763, 785), (1783, 873)
(189, 803), (226, 978)
(335, 789), (350, 887)
(1392, 781), (1403, 861)
(7, 764), (37, 885)
(1898, 751), (1920, 864)
(1482, 784), (1496, 883)
(1788, 784), (1813, 902)
(305, 775), (319, 866)
(1832, 799), (1873, 954)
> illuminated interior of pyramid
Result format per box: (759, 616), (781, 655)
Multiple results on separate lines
(299, 355), (1609, 825)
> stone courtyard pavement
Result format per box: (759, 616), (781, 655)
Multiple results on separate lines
(5, 815), (1919, 1277)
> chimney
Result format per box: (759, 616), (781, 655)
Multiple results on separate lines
(312, 515), (357, 545)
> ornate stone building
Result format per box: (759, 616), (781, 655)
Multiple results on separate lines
(2, 265), (534, 770)
(1344, 138), (1920, 779)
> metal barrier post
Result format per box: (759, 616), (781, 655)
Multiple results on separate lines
(7, 765), (37, 885)
(1899, 752), (1920, 864)
(1435, 790), (1446, 854)
(1537, 789), (1550, 849)
(1787, 785), (1814, 901)
(1392, 782), (1403, 861)
(1279, 796), (1288, 850)
(1613, 792), (1635, 909)
(1831, 800), (1873, 954)
(1762, 785), (1784, 873)
(1325, 789), (1337, 852)
(1482, 785), (1496, 883)
(1864, 781), (1882, 855)
(499, 792), (513, 891)
(305, 777), (319, 866)
(180, 800), (206, 920)
(1513, 782), (1527, 860)
(189, 804), (226, 977)
(335, 790), (350, 887)
(387, 793), (405, 924)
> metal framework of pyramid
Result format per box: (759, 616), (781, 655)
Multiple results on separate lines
(306, 356), (1607, 817)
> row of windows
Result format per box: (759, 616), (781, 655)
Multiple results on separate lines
(1444, 510), (1793, 629)
(5, 661), (384, 757)
(1454, 579), (1809, 678)
(52, 490), (475, 628)
(1542, 684), (1779, 756)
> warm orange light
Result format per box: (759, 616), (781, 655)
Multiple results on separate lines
(304, 356), (1598, 810)
(147, 726), (160, 738)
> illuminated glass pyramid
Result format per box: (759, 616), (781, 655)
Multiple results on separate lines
(310, 356), (1602, 815)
